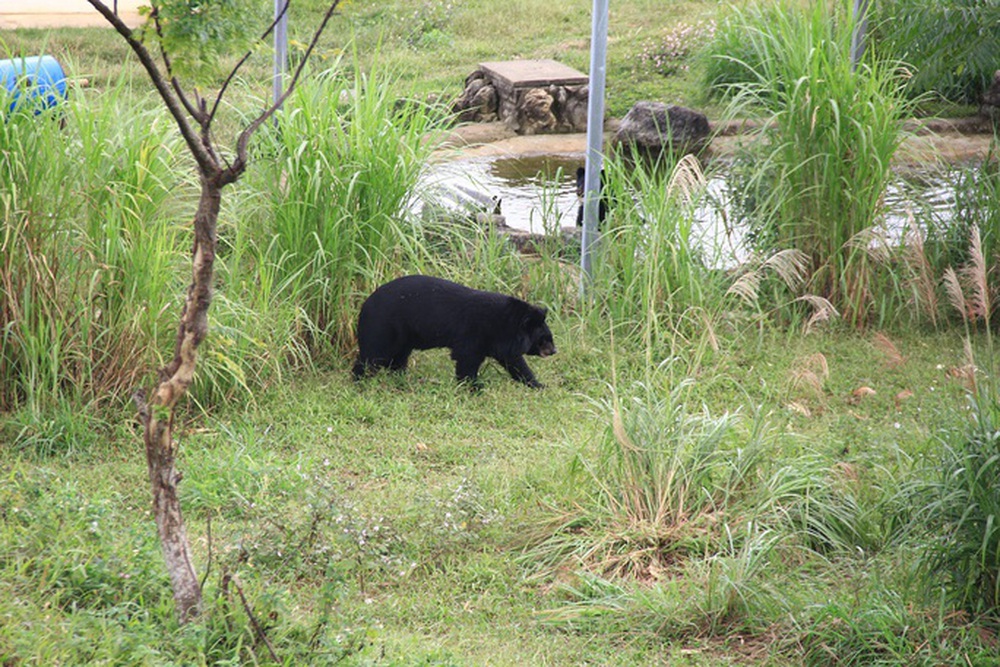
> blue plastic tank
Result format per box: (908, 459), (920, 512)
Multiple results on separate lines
(0, 55), (68, 112)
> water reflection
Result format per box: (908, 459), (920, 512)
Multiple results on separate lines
(421, 154), (583, 232)
(421, 153), (973, 266)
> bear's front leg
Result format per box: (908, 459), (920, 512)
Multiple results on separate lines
(452, 351), (486, 387)
(498, 355), (543, 388)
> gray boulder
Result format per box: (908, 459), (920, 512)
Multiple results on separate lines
(613, 101), (710, 156)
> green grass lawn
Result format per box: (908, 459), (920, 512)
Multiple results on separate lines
(2, 1), (1000, 665)
(2, 320), (989, 664)
(4, 0), (727, 118)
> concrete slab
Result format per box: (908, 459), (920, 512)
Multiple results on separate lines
(479, 59), (588, 91)
(0, 1), (149, 29)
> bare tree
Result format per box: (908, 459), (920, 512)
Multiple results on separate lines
(85, 0), (341, 623)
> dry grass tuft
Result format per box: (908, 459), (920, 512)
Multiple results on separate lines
(944, 267), (969, 322)
(789, 352), (830, 404)
(795, 294), (840, 333)
(963, 225), (992, 322)
(846, 226), (893, 265)
(944, 225), (994, 326)
(726, 249), (809, 306)
(872, 332), (905, 368)
(902, 216), (939, 326)
(667, 153), (708, 207)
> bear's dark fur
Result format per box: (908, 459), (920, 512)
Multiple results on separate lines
(352, 275), (556, 388)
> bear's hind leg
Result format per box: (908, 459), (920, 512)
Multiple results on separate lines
(353, 354), (394, 379)
(355, 325), (411, 378)
(388, 350), (412, 372)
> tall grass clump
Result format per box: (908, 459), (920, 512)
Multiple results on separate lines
(241, 61), (445, 357)
(1, 75), (184, 418)
(709, 1), (1000, 108)
(929, 143), (1000, 293)
(913, 226), (1000, 618)
(535, 524), (789, 640)
(793, 578), (995, 666)
(711, 0), (914, 326)
(761, 455), (912, 558)
(1, 100), (80, 414)
(701, 2), (782, 98)
(523, 369), (793, 636)
(68, 81), (187, 404)
(524, 369), (770, 582)
(586, 153), (725, 357)
(920, 383), (1000, 619)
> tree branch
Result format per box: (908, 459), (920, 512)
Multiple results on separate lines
(84, 0), (218, 175)
(207, 0), (294, 128)
(92, 0), (344, 626)
(199, 513), (213, 591)
(150, 5), (204, 124)
(231, 574), (281, 664)
(226, 0), (341, 184)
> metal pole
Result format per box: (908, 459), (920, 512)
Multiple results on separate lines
(580, 0), (609, 296)
(274, 0), (289, 108)
(850, 0), (870, 71)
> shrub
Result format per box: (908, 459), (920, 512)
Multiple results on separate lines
(871, 0), (1000, 105)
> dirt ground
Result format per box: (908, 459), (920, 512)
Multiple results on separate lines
(0, 1), (147, 29)
(436, 118), (996, 167)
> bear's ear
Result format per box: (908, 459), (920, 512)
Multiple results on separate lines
(524, 305), (547, 324)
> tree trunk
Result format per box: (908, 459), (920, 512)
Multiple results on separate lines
(86, 0), (342, 624)
(140, 177), (222, 622)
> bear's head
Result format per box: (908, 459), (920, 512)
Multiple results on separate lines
(523, 306), (556, 358)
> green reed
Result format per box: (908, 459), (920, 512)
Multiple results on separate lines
(1, 74), (183, 415)
(580, 151), (730, 364)
(238, 60), (444, 357)
(716, 0), (914, 326)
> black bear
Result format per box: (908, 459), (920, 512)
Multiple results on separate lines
(352, 275), (556, 388)
(575, 166), (608, 227)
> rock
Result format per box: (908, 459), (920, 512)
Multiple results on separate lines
(980, 70), (1000, 123)
(613, 101), (710, 156)
(452, 70), (499, 123)
(562, 85), (589, 132)
(451, 62), (591, 134)
(517, 88), (557, 135)
(468, 85), (498, 122)
(474, 212), (508, 229)
(501, 226), (581, 255)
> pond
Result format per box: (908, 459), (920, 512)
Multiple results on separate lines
(422, 153), (584, 231)
(420, 152), (971, 267)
